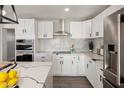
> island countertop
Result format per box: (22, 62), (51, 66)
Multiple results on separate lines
(1, 62), (53, 88)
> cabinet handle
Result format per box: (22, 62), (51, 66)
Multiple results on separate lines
(23, 29), (25, 33)
(90, 33), (92, 37)
(60, 57), (63, 59)
(25, 29), (26, 33)
(96, 32), (99, 36)
(41, 56), (45, 58)
(89, 61), (92, 63)
(100, 75), (102, 82)
(60, 61), (63, 64)
(72, 61), (73, 64)
(60, 61), (62, 64)
(87, 64), (88, 68)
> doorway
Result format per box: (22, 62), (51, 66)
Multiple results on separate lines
(2, 28), (15, 61)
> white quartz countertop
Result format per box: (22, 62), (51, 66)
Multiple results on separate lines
(83, 52), (103, 61)
(52, 51), (103, 61)
(2, 62), (52, 88)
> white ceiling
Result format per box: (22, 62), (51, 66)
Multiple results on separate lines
(14, 5), (110, 20)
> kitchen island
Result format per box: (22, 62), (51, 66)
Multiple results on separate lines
(1, 62), (53, 88)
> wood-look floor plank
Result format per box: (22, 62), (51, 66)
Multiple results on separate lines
(53, 76), (93, 88)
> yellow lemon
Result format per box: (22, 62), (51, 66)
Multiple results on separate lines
(0, 72), (8, 82)
(0, 82), (8, 88)
(8, 70), (17, 79)
(8, 78), (18, 87)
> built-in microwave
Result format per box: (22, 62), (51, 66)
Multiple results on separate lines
(16, 40), (33, 50)
(16, 39), (34, 62)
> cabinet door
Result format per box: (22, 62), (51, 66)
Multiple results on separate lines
(83, 20), (92, 38)
(45, 21), (53, 38)
(70, 22), (83, 38)
(38, 21), (45, 38)
(77, 56), (85, 76)
(71, 55), (78, 76)
(92, 18), (96, 38)
(62, 55), (71, 75)
(53, 55), (62, 76)
(15, 19), (25, 39)
(92, 16), (103, 38)
(95, 61), (103, 88)
(84, 56), (91, 76)
(24, 19), (35, 39)
(87, 60), (96, 87)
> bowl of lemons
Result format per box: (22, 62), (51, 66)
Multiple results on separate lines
(0, 70), (19, 88)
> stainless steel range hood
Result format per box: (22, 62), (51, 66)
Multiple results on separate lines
(54, 19), (70, 36)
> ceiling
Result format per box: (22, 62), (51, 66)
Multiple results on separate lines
(14, 5), (110, 20)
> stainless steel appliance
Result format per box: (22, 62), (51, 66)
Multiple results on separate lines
(104, 8), (124, 88)
(53, 19), (70, 36)
(16, 39), (34, 62)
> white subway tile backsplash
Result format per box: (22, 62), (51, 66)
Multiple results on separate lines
(38, 37), (89, 52)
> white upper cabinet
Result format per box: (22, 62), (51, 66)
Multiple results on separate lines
(70, 20), (92, 39)
(70, 22), (83, 39)
(15, 19), (35, 39)
(38, 21), (53, 39)
(92, 15), (103, 38)
(82, 20), (92, 38)
(38, 21), (45, 38)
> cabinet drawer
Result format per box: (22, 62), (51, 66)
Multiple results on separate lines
(34, 53), (52, 62)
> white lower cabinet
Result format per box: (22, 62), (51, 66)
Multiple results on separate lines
(53, 54), (103, 88)
(86, 59), (95, 86)
(95, 61), (103, 88)
(53, 54), (71, 76)
(84, 55), (103, 88)
(71, 55), (78, 76)
(77, 56), (85, 75)
(61, 55), (71, 75)
(53, 55), (62, 75)
(53, 54), (85, 76)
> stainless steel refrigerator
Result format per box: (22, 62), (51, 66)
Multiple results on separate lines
(104, 8), (124, 88)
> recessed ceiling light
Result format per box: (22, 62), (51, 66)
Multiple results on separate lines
(64, 8), (70, 12)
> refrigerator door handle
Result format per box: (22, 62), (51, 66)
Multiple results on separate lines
(117, 14), (121, 85)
